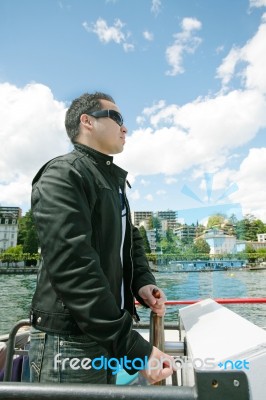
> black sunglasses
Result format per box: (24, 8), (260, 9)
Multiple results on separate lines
(88, 109), (124, 127)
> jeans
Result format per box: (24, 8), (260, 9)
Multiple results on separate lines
(26, 327), (116, 384)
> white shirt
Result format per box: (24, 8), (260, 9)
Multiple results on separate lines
(119, 187), (126, 308)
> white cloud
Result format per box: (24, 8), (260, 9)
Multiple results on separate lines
(165, 177), (178, 185)
(156, 190), (167, 195)
(149, 103), (178, 126)
(84, 18), (125, 44)
(118, 89), (266, 176)
(137, 100), (166, 124)
(249, 0), (266, 7)
(216, 47), (242, 86)
(0, 82), (69, 211)
(0, 174), (32, 208)
(58, 1), (71, 10)
(143, 31), (154, 41)
(230, 148), (266, 221)
(123, 43), (135, 52)
(151, 0), (161, 16)
(136, 115), (145, 125)
(181, 17), (202, 32)
(165, 17), (202, 76)
(215, 45), (224, 54)
(83, 18), (134, 52)
(145, 194), (154, 201)
(129, 189), (140, 201)
(140, 179), (150, 186)
(142, 100), (166, 116)
(217, 14), (266, 92)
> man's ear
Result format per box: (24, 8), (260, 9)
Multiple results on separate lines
(80, 114), (93, 127)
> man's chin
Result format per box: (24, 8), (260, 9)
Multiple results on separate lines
(111, 146), (125, 155)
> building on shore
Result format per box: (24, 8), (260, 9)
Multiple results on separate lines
(0, 207), (21, 252)
(146, 229), (157, 253)
(194, 227), (266, 256)
(196, 228), (237, 256)
(174, 224), (196, 242)
(131, 210), (178, 231)
(131, 211), (153, 227)
(155, 210), (178, 231)
(257, 233), (266, 243)
(131, 210), (178, 252)
(248, 240), (266, 251)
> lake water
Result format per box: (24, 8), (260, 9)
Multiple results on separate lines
(0, 270), (265, 334)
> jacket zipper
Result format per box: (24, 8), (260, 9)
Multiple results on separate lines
(123, 180), (139, 323)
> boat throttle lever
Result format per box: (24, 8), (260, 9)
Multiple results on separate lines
(150, 288), (166, 386)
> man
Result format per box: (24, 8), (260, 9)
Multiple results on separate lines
(28, 92), (174, 384)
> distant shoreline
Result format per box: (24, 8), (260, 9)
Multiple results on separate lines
(0, 267), (38, 274)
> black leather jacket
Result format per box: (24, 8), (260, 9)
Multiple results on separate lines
(30, 143), (156, 371)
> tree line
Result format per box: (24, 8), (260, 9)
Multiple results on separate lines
(0, 211), (265, 265)
(0, 210), (39, 266)
(139, 213), (266, 263)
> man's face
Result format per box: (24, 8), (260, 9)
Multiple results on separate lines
(90, 99), (127, 155)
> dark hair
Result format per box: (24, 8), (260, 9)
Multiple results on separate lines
(65, 92), (115, 143)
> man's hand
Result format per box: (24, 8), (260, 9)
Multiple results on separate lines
(139, 346), (175, 384)
(138, 285), (166, 316)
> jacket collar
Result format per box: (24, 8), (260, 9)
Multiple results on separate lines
(74, 143), (130, 190)
(74, 143), (128, 181)
(74, 143), (113, 165)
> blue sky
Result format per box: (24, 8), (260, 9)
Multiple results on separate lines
(0, 0), (266, 224)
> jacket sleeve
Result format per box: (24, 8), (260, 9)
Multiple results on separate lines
(131, 226), (157, 306)
(32, 159), (152, 373)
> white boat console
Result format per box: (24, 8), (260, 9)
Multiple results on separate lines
(179, 298), (266, 400)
